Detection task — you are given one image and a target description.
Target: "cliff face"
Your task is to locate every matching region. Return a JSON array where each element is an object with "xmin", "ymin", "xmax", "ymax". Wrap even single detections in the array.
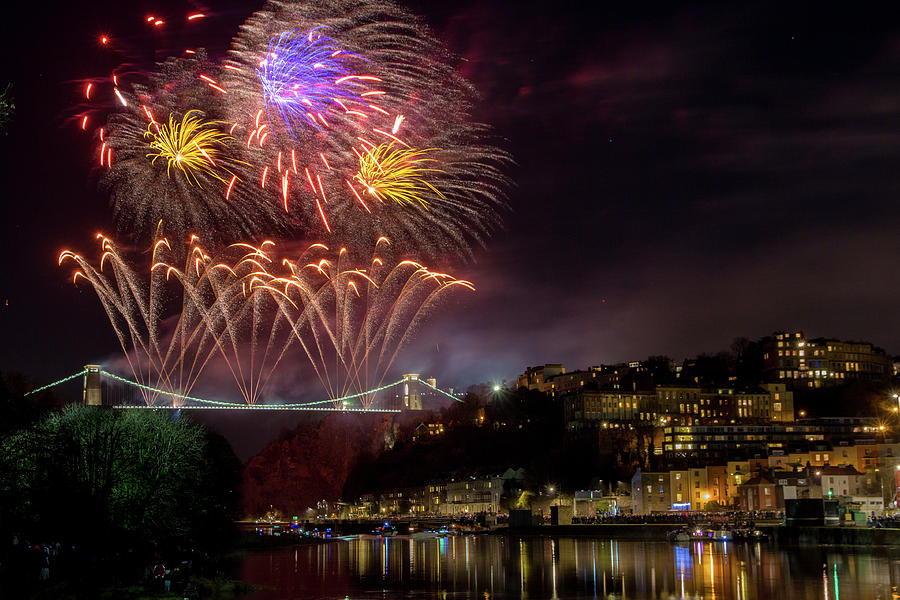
[{"xmin": 241, "ymin": 413, "xmax": 394, "ymax": 515}]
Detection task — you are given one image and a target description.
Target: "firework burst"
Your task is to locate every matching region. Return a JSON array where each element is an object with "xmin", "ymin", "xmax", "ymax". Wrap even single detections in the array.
[
  {"xmin": 353, "ymin": 143, "xmax": 444, "ymax": 208},
  {"xmin": 64, "ymin": 1, "xmax": 502, "ymax": 407},
  {"xmin": 258, "ymin": 27, "xmax": 368, "ymax": 138},
  {"xmin": 77, "ymin": 1, "xmax": 511, "ymax": 258},
  {"xmin": 264, "ymin": 237, "xmax": 475, "ymax": 407},
  {"xmin": 220, "ymin": 0, "xmax": 511, "ymax": 258},
  {"xmin": 145, "ymin": 110, "xmax": 243, "ymax": 186},
  {"xmin": 59, "ymin": 231, "xmax": 473, "ymax": 407},
  {"xmin": 97, "ymin": 53, "xmax": 294, "ymax": 246}
]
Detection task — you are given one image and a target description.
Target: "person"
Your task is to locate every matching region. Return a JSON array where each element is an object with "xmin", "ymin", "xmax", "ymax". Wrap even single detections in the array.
[
  {"xmin": 153, "ymin": 561, "xmax": 166, "ymax": 590},
  {"xmin": 39, "ymin": 545, "xmax": 50, "ymax": 581}
]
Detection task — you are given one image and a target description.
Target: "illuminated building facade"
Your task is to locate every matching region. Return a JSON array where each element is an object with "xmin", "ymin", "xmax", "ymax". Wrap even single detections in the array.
[
  {"xmin": 662, "ymin": 417, "xmax": 884, "ymax": 462},
  {"xmin": 564, "ymin": 390, "xmax": 651, "ymax": 424},
  {"xmin": 631, "ymin": 469, "xmax": 673, "ymax": 513},
  {"xmin": 564, "ymin": 384, "xmax": 793, "ymax": 429},
  {"xmin": 763, "ymin": 331, "xmax": 892, "ymax": 387},
  {"xmin": 441, "ymin": 475, "xmax": 504, "ymax": 516},
  {"xmin": 515, "ymin": 364, "xmax": 565, "ymax": 393}
]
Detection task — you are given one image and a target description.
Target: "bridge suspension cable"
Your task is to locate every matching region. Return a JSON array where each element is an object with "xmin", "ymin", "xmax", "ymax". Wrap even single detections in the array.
[
  {"xmin": 23, "ymin": 369, "xmax": 88, "ymax": 396},
  {"xmin": 101, "ymin": 369, "xmax": 407, "ymax": 409},
  {"xmin": 24, "ymin": 367, "xmax": 463, "ymax": 410}
]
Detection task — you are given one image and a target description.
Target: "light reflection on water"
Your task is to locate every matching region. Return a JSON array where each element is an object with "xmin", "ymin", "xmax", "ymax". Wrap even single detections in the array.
[{"xmin": 239, "ymin": 535, "xmax": 900, "ymax": 599}]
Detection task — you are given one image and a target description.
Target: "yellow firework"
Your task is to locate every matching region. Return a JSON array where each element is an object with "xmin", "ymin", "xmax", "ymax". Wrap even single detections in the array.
[
  {"xmin": 145, "ymin": 110, "xmax": 239, "ymax": 186},
  {"xmin": 354, "ymin": 143, "xmax": 444, "ymax": 208}
]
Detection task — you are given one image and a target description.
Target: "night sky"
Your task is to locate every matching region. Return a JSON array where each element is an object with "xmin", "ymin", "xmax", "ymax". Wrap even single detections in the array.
[{"xmin": 3, "ymin": 0, "xmax": 900, "ymax": 398}]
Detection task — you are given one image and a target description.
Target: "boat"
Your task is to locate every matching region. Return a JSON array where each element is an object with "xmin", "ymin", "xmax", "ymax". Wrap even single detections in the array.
[
  {"xmin": 667, "ymin": 529, "xmax": 690, "ymax": 543},
  {"xmin": 374, "ymin": 522, "xmax": 398, "ymax": 537},
  {"xmin": 689, "ymin": 527, "xmax": 731, "ymax": 542},
  {"xmin": 732, "ymin": 528, "xmax": 769, "ymax": 542}
]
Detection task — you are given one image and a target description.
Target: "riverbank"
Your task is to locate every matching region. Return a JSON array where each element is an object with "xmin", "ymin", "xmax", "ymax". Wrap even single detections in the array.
[
  {"xmin": 497, "ymin": 523, "xmax": 900, "ymax": 546},
  {"xmin": 0, "ymin": 575, "xmax": 256, "ymax": 600}
]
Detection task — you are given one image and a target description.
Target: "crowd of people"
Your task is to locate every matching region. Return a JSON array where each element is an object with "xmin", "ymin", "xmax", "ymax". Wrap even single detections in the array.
[
  {"xmin": 571, "ymin": 510, "xmax": 782, "ymax": 525},
  {"xmin": 0, "ymin": 535, "xmax": 203, "ymax": 597},
  {"xmin": 868, "ymin": 515, "xmax": 900, "ymax": 528}
]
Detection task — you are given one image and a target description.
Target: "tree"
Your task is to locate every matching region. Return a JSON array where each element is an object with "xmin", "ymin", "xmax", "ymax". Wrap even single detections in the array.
[
  {"xmin": 0, "ymin": 406, "xmax": 237, "ymax": 553},
  {"xmin": 732, "ymin": 337, "xmax": 764, "ymax": 387}
]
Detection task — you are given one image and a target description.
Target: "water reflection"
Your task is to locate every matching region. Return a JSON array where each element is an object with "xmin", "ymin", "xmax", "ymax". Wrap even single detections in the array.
[{"xmin": 239, "ymin": 535, "xmax": 900, "ymax": 599}]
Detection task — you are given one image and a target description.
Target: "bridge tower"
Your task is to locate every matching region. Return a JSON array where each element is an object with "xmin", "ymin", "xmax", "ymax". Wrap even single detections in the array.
[
  {"xmin": 83, "ymin": 364, "xmax": 102, "ymax": 406},
  {"xmin": 400, "ymin": 374, "xmax": 423, "ymax": 410}
]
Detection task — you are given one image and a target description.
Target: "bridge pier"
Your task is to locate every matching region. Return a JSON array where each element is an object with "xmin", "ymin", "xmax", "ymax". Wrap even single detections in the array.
[{"xmin": 83, "ymin": 364, "xmax": 102, "ymax": 405}]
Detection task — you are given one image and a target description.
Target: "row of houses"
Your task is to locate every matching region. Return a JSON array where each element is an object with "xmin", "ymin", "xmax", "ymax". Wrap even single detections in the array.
[
  {"xmin": 347, "ymin": 468, "xmax": 525, "ymax": 518},
  {"xmin": 632, "ymin": 459, "xmax": 892, "ymax": 515}
]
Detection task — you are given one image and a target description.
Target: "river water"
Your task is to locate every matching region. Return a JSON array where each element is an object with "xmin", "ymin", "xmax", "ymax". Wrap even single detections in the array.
[{"xmin": 238, "ymin": 534, "xmax": 900, "ymax": 599}]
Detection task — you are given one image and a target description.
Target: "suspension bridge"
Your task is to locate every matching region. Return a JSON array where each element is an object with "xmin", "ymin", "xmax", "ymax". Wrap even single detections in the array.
[{"xmin": 24, "ymin": 365, "xmax": 462, "ymax": 413}]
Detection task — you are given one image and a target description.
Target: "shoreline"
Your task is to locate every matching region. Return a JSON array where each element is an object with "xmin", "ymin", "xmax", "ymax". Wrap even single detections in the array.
[{"xmin": 496, "ymin": 523, "xmax": 900, "ymax": 546}]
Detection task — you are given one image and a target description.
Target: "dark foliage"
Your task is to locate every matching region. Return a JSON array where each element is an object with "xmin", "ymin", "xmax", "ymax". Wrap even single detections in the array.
[
  {"xmin": 242, "ymin": 413, "xmax": 394, "ymax": 516},
  {"xmin": 342, "ymin": 388, "xmax": 621, "ymax": 500},
  {"xmin": 0, "ymin": 406, "xmax": 242, "ymax": 554}
]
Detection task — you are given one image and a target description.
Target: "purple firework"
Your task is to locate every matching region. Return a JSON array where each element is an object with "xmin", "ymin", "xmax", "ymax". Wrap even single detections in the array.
[{"xmin": 257, "ymin": 27, "xmax": 369, "ymax": 139}]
